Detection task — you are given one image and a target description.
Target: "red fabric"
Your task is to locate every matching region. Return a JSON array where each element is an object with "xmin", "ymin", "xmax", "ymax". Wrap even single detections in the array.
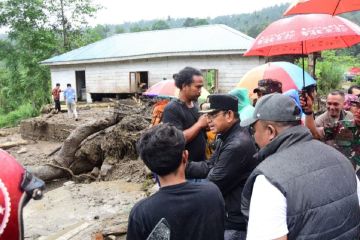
[
  {"xmin": 144, "ymin": 80, "xmax": 177, "ymax": 97},
  {"xmin": 151, "ymin": 100, "xmax": 170, "ymax": 125},
  {"xmin": 0, "ymin": 150, "xmax": 25, "ymax": 240},
  {"xmin": 284, "ymin": 0, "xmax": 360, "ymax": 16},
  {"xmin": 244, "ymin": 14, "xmax": 360, "ymax": 56},
  {"xmin": 263, "ymin": 64, "xmax": 298, "ymax": 91},
  {"xmin": 52, "ymin": 88, "xmax": 61, "ymax": 100}
]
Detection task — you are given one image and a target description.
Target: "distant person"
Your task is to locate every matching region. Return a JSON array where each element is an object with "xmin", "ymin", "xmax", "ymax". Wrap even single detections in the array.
[
  {"xmin": 240, "ymin": 94, "xmax": 360, "ymax": 240},
  {"xmin": 127, "ymin": 124, "xmax": 225, "ymax": 240},
  {"xmin": 348, "ymin": 85, "xmax": 360, "ymax": 96},
  {"xmin": 64, "ymin": 83, "xmax": 78, "ymax": 121},
  {"xmin": 0, "ymin": 150, "xmax": 45, "ymax": 240},
  {"xmin": 186, "ymin": 94, "xmax": 258, "ymax": 240},
  {"xmin": 252, "ymin": 79, "xmax": 282, "ymax": 106},
  {"xmin": 51, "ymin": 83, "xmax": 61, "ymax": 113},
  {"xmin": 162, "ymin": 67, "xmax": 208, "ymax": 163}
]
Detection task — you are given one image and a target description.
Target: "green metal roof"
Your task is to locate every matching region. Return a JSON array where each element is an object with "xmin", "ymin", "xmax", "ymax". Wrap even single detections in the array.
[{"xmin": 42, "ymin": 24, "xmax": 254, "ymax": 65}]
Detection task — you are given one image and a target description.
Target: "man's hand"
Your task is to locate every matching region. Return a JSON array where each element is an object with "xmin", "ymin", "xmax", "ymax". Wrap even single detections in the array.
[
  {"xmin": 300, "ymin": 92, "xmax": 313, "ymax": 114},
  {"xmin": 197, "ymin": 114, "xmax": 208, "ymax": 128}
]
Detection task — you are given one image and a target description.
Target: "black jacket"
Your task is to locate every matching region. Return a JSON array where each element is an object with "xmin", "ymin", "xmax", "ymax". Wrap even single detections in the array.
[
  {"xmin": 186, "ymin": 121, "xmax": 259, "ymax": 231},
  {"xmin": 242, "ymin": 126, "xmax": 360, "ymax": 239}
]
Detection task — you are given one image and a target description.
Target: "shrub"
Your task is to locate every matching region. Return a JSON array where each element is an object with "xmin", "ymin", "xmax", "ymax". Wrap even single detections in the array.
[
  {"xmin": 0, "ymin": 103, "xmax": 38, "ymax": 128},
  {"xmin": 317, "ymin": 61, "xmax": 343, "ymax": 95}
]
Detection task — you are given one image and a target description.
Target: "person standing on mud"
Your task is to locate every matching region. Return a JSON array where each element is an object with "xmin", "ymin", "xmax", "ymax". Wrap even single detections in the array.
[
  {"xmin": 240, "ymin": 94, "xmax": 360, "ymax": 239},
  {"xmin": 127, "ymin": 124, "xmax": 225, "ymax": 240},
  {"xmin": 186, "ymin": 94, "xmax": 259, "ymax": 240},
  {"xmin": 64, "ymin": 83, "xmax": 78, "ymax": 121},
  {"xmin": 52, "ymin": 83, "xmax": 61, "ymax": 113},
  {"xmin": 162, "ymin": 67, "xmax": 208, "ymax": 163}
]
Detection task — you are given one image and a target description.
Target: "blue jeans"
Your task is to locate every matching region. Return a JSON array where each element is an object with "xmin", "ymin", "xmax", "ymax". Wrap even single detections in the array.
[{"xmin": 224, "ymin": 230, "xmax": 246, "ymax": 240}]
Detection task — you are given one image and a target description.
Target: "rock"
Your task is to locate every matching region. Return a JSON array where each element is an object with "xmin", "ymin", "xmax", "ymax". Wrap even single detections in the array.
[
  {"xmin": 106, "ymin": 235, "xmax": 116, "ymax": 240},
  {"xmin": 100, "ymin": 164, "xmax": 113, "ymax": 177},
  {"xmin": 125, "ymin": 177, "xmax": 131, "ymax": 183},
  {"xmin": 91, "ymin": 167, "xmax": 100, "ymax": 177},
  {"xmin": 63, "ymin": 181, "xmax": 75, "ymax": 187},
  {"xmin": 17, "ymin": 147, "xmax": 27, "ymax": 154}
]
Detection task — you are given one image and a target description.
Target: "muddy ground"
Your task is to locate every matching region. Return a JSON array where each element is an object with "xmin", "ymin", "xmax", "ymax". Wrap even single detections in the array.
[{"xmin": 0, "ymin": 99, "xmax": 157, "ymax": 239}]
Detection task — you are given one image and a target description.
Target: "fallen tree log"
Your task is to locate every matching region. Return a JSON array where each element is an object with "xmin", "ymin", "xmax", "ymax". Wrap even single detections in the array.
[
  {"xmin": 0, "ymin": 140, "xmax": 28, "ymax": 149},
  {"xmin": 30, "ymin": 117, "xmax": 119, "ymax": 181}
]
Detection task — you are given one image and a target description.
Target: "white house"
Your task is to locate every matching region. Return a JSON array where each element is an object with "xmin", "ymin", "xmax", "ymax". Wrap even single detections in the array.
[{"xmin": 42, "ymin": 24, "xmax": 264, "ymax": 102}]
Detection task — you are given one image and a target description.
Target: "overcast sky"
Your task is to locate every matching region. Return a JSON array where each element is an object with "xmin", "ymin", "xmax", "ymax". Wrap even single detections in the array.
[
  {"xmin": 0, "ymin": 0, "xmax": 291, "ymax": 33},
  {"xmin": 92, "ymin": 0, "xmax": 291, "ymax": 25}
]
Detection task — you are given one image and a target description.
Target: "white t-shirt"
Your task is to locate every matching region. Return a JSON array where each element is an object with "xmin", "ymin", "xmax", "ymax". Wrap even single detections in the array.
[{"xmin": 246, "ymin": 175, "xmax": 360, "ymax": 240}]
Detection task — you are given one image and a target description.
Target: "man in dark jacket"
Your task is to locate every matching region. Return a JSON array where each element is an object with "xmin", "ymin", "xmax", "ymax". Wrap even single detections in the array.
[
  {"xmin": 240, "ymin": 94, "xmax": 360, "ymax": 240},
  {"xmin": 186, "ymin": 94, "xmax": 259, "ymax": 240}
]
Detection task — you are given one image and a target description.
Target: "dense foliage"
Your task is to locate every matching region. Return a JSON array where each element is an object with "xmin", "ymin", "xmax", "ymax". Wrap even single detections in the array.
[{"xmin": 0, "ymin": 0, "xmax": 99, "ymax": 126}]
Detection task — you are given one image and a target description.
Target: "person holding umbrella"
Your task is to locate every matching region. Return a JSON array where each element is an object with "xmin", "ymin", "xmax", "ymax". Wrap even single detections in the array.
[{"xmin": 300, "ymin": 92, "xmax": 359, "ymax": 168}]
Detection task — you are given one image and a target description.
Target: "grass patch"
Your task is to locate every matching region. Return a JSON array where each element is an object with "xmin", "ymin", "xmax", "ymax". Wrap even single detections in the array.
[{"xmin": 0, "ymin": 103, "xmax": 38, "ymax": 128}]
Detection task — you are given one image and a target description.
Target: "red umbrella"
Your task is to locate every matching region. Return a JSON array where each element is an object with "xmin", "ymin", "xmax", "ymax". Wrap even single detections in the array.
[
  {"xmin": 244, "ymin": 14, "xmax": 360, "ymax": 57},
  {"xmin": 284, "ymin": 0, "xmax": 360, "ymax": 16}
]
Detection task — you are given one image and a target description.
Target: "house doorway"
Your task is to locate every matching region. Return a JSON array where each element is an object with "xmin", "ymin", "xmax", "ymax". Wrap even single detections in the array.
[
  {"xmin": 129, "ymin": 71, "xmax": 148, "ymax": 93},
  {"xmin": 75, "ymin": 71, "xmax": 86, "ymax": 101}
]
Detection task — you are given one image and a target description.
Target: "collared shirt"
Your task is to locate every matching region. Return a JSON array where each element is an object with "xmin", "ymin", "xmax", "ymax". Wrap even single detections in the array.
[
  {"xmin": 64, "ymin": 87, "xmax": 76, "ymax": 103},
  {"xmin": 52, "ymin": 88, "xmax": 61, "ymax": 100},
  {"xmin": 315, "ymin": 110, "xmax": 353, "ymax": 128}
]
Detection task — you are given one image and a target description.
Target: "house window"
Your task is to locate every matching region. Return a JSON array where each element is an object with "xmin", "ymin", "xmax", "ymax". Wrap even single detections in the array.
[{"xmin": 201, "ymin": 69, "xmax": 218, "ymax": 93}]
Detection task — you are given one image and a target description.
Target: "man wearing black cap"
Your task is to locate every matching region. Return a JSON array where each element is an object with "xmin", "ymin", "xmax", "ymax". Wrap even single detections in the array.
[
  {"xmin": 186, "ymin": 94, "xmax": 259, "ymax": 240},
  {"xmin": 240, "ymin": 94, "xmax": 360, "ymax": 240},
  {"xmin": 253, "ymin": 79, "xmax": 282, "ymax": 106}
]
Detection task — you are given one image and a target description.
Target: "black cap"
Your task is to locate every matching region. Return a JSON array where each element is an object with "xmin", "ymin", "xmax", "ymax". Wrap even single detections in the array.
[
  {"xmin": 253, "ymin": 79, "xmax": 282, "ymax": 95},
  {"xmin": 200, "ymin": 94, "xmax": 238, "ymax": 113},
  {"xmin": 240, "ymin": 93, "xmax": 301, "ymax": 127}
]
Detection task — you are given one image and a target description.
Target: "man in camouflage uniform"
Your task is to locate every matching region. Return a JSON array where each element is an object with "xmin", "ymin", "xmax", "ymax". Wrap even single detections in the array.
[{"xmin": 301, "ymin": 94, "xmax": 359, "ymax": 167}]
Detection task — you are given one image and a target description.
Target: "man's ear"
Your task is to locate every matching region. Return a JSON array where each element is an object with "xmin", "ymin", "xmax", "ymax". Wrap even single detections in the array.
[
  {"xmin": 227, "ymin": 111, "xmax": 235, "ymax": 122},
  {"xmin": 182, "ymin": 150, "xmax": 189, "ymax": 165},
  {"xmin": 268, "ymin": 124, "xmax": 277, "ymax": 141}
]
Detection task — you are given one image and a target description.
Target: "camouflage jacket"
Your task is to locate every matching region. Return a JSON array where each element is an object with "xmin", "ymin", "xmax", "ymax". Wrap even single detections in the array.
[{"xmin": 324, "ymin": 120, "xmax": 360, "ymax": 165}]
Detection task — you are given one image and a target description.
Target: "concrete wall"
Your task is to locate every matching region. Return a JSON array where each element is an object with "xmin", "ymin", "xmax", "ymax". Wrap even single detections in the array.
[{"xmin": 50, "ymin": 55, "xmax": 264, "ymax": 102}]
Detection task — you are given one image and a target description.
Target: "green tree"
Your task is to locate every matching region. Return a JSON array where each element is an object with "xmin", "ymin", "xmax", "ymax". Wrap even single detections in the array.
[
  {"xmin": 129, "ymin": 24, "xmax": 149, "ymax": 32},
  {"xmin": 46, "ymin": 0, "xmax": 100, "ymax": 51},
  {"xmin": 151, "ymin": 20, "xmax": 170, "ymax": 30},
  {"xmin": 0, "ymin": 0, "xmax": 57, "ymax": 113},
  {"xmin": 115, "ymin": 25, "xmax": 125, "ymax": 34},
  {"xmin": 183, "ymin": 18, "xmax": 209, "ymax": 27},
  {"xmin": 0, "ymin": 0, "xmax": 100, "ymax": 126}
]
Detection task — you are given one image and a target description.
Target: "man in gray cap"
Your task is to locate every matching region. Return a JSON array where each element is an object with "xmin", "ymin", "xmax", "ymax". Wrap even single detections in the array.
[
  {"xmin": 240, "ymin": 93, "xmax": 360, "ymax": 240},
  {"xmin": 186, "ymin": 94, "xmax": 259, "ymax": 240}
]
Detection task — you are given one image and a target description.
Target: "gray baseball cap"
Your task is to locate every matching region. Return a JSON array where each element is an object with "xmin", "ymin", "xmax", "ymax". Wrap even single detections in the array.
[{"xmin": 240, "ymin": 93, "xmax": 301, "ymax": 127}]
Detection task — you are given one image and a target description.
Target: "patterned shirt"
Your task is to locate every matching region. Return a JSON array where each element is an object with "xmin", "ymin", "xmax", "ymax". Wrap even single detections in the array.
[{"xmin": 323, "ymin": 120, "xmax": 360, "ymax": 165}]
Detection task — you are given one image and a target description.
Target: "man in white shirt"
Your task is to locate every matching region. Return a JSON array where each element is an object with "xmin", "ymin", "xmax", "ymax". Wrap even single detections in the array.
[{"xmin": 240, "ymin": 94, "xmax": 360, "ymax": 240}]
